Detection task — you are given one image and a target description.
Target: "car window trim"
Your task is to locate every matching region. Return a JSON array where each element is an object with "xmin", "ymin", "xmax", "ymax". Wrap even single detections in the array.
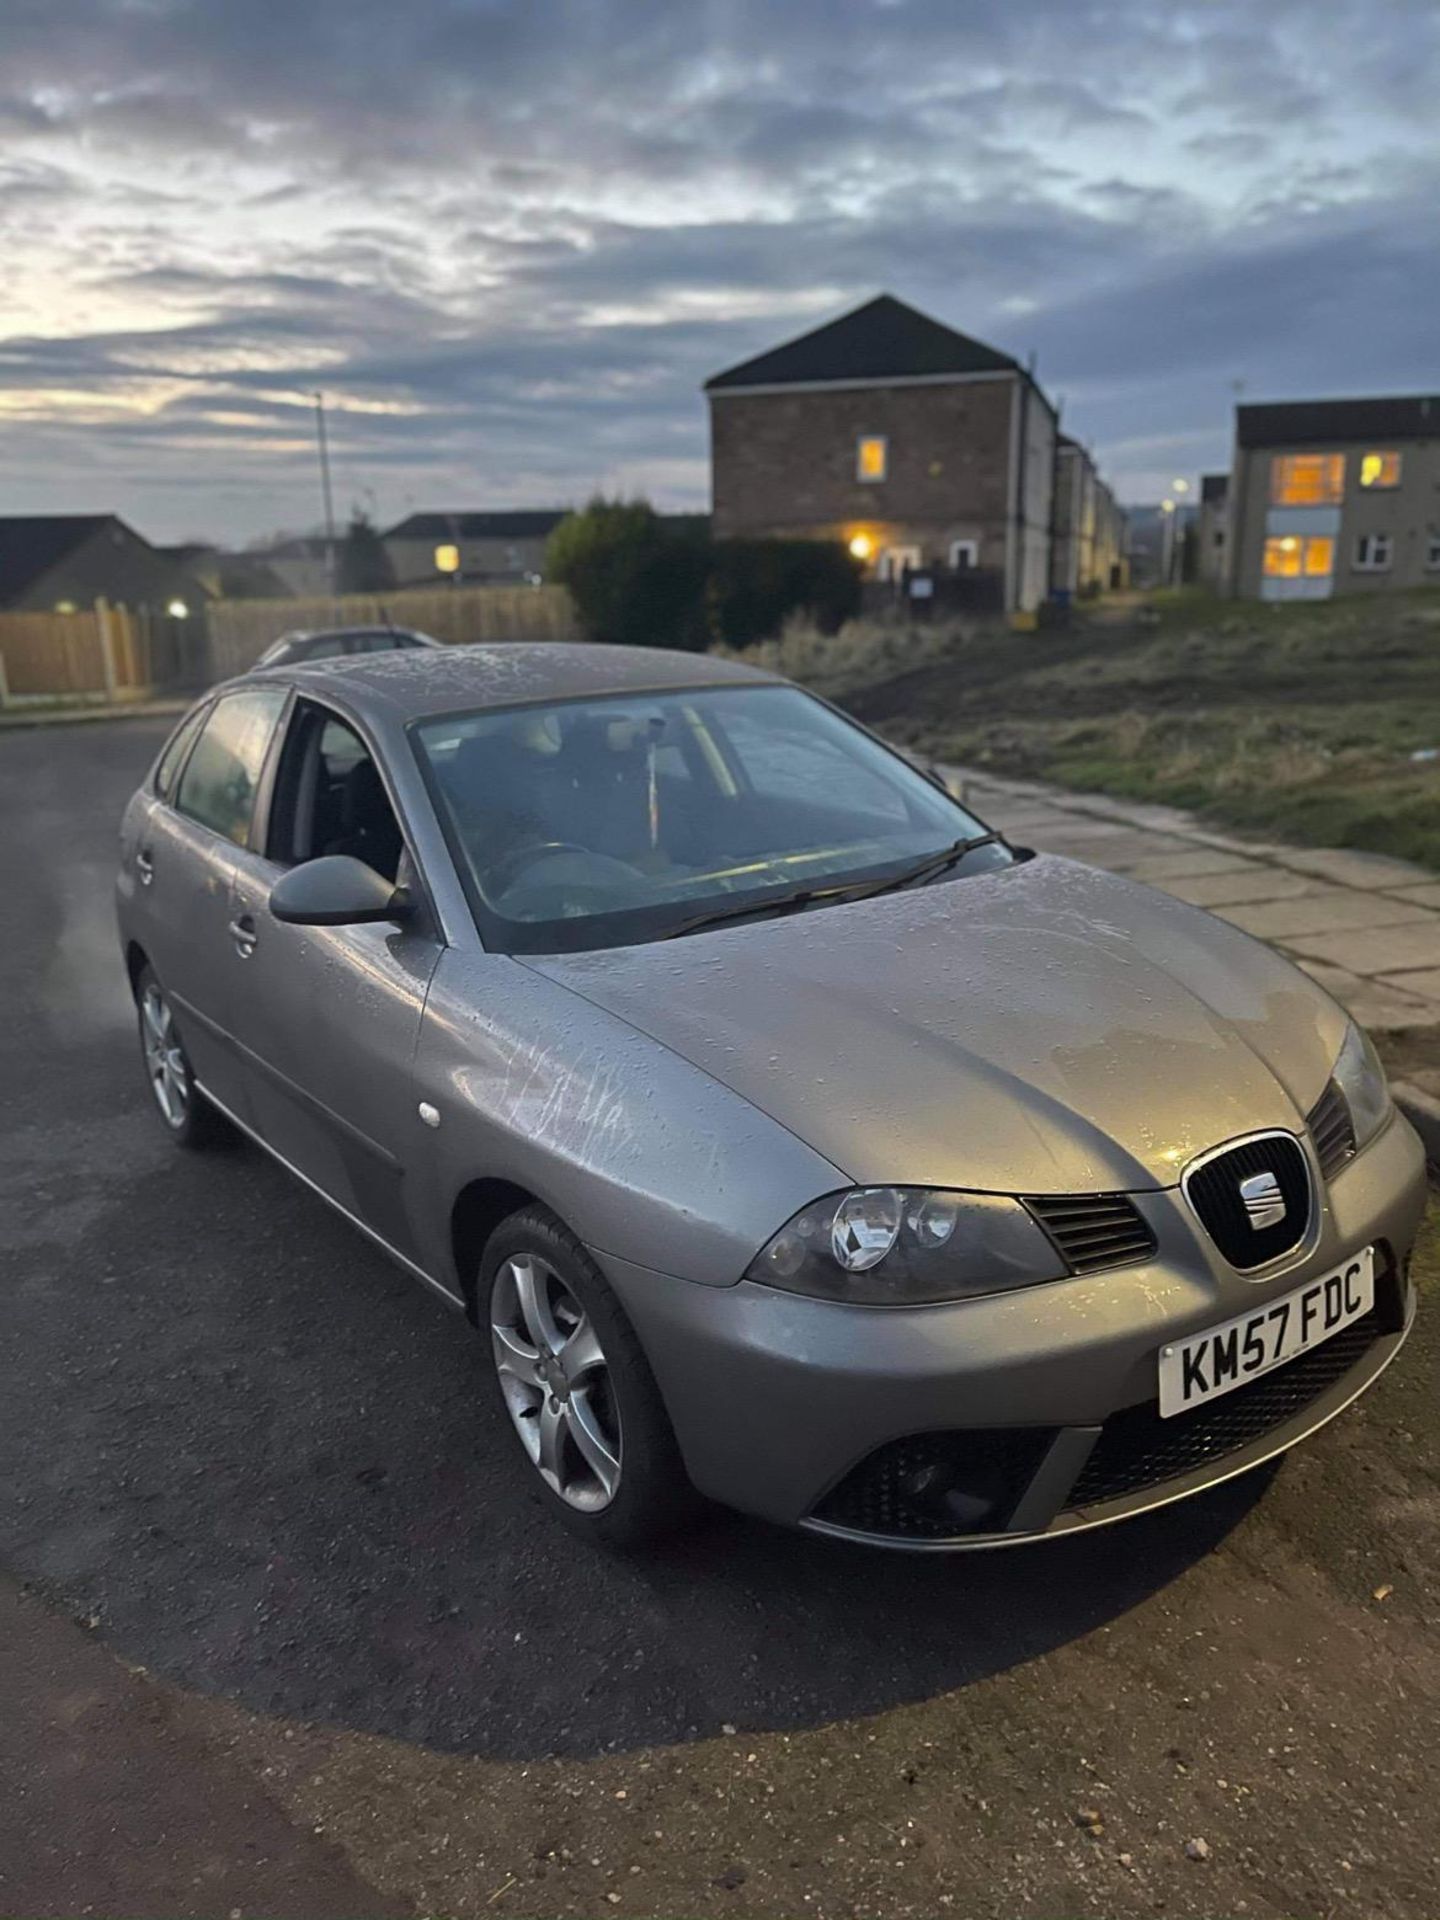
[{"xmin": 263, "ymin": 688, "xmax": 445, "ymax": 940}]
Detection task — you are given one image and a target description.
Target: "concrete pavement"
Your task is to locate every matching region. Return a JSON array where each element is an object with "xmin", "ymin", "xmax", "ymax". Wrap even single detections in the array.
[{"xmin": 946, "ymin": 765, "xmax": 1440, "ymax": 1034}]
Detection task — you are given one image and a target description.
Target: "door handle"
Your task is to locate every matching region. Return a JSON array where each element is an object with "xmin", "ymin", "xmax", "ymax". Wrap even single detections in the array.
[
  {"xmin": 228, "ymin": 915, "xmax": 258, "ymax": 958},
  {"xmin": 135, "ymin": 848, "xmax": 154, "ymax": 886}
]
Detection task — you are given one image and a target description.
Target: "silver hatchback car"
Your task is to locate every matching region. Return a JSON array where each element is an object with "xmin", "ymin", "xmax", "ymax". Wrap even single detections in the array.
[{"xmin": 116, "ymin": 644, "xmax": 1425, "ymax": 1550}]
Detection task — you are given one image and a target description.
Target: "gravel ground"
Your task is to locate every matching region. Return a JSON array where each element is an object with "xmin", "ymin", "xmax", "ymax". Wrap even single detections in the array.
[{"xmin": 2, "ymin": 715, "xmax": 1438, "ymax": 1919}]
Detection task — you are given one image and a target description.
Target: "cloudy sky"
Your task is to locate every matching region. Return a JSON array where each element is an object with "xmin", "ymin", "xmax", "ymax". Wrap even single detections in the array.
[{"xmin": 2, "ymin": 0, "xmax": 1437, "ymax": 543}]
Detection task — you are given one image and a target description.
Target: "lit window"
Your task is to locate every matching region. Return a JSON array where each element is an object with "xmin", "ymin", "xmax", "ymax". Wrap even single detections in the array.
[
  {"xmin": 1354, "ymin": 532, "xmax": 1393, "ymax": 571},
  {"xmin": 1270, "ymin": 453, "xmax": 1345, "ymax": 506},
  {"xmin": 434, "ymin": 542, "xmax": 461, "ymax": 574},
  {"xmin": 1264, "ymin": 536, "xmax": 1302, "ymax": 578},
  {"xmin": 1303, "ymin": 536, "xmax": 1334, "ymax": 578},
  {"xmin": 1359, "ymin": 450, "xmax": 1401, "ymax": 489},
  {"xmin": 856, "ymin": 435, "xmax": 887, "ymax": 483}
]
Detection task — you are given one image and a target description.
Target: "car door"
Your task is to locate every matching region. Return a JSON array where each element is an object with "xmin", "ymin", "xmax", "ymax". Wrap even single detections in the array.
[
  {"xmin": 136, "ymin": 684, "xmax": 289, "ymax": 1124},
  {"xmin": 221, "ymin": 696, "xmax": 444, "ymax": 1262}
]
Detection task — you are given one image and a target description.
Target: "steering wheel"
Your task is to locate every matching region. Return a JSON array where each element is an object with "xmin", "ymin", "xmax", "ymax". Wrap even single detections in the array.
[{"xmin": 484, "ymin": 839, "xmax": 638, "ymax": 899}]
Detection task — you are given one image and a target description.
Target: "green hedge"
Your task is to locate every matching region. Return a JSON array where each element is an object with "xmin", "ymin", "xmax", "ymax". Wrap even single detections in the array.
[{"xmin": 545, "ymin": 499, "xmax": 862, "ymax": 650}]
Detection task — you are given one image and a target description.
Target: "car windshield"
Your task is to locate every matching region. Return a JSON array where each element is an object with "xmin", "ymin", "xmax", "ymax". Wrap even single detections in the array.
[{"xmin": 413, "ymin": 683, "xmax": 1010, "ymax": 952}]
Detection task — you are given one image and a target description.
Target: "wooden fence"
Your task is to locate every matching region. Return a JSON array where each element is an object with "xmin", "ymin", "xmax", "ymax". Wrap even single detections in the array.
[
  {"xmin": 0, "ymin": 585, "xmax": 580, "ymax": 704},
  {"xmin": 206, "ymin": 585, "xmax": 579, "ymax": 679},
  {"xmin": 0, "ymin": 602, "xmax": 210, "ymax": 703}
]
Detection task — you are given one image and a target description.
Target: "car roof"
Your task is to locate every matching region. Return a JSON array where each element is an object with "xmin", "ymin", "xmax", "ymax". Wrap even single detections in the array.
[{"xmin": 246, "ymin": 641, "xmax": 781, "ymax": 721}]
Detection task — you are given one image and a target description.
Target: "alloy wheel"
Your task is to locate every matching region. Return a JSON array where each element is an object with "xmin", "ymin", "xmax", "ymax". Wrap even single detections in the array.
[
  {"xmin": 490, "ymin": 1253, "xmax": 622, "ymax": 1511},
  {"xmin": 141, "ymin": 982, "xmax": 189, "ymax": 1129}
]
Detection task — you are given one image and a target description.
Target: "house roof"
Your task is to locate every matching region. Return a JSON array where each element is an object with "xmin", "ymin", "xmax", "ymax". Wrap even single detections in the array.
[
  {"xmin": 1201, "ymin": 472, "xmax": 1229, "ymax": 502},
  {"xmin": 0, "ymin": 514, "xmax": 118, "ymax": 603},
  {"xmin": 385, "ymin": 510, "xmax": 568, "ymax": 542},
  {"xmin": 1237, "ymin": 394, "xmax": 1440, "ymax": 449},
  {"xmin": 705, "ymin": 294, "xmax": 1020, "ymax": 392}
]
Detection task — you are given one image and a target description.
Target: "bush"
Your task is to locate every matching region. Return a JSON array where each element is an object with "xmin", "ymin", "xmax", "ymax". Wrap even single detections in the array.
[
  {"xmin": 547, "ymin": 498, "xmax": 864, "ymax": 651},
  {"xmin": 706, "ymin": 539, "xmax": 862, "ymax": 647},
  {"xmin": 545, "ymin": 499, "xmax": 709, "ymax": 651}
]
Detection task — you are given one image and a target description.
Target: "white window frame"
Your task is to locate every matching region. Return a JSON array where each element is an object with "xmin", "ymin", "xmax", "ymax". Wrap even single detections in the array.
[
  {"xmin": 948, "ymin": 539, "xmax": 980, "ymax": 571},
  {"xmin": 1353, "ymin": 532, "xmax": 1393, "ymax": 572},
  {"xmin": 856, "ymin": 434, "xmax": 888, "ymax": 484},
  {"xmin": 877, "ymin": 545, "xmax": 922, "ymax": 582}
]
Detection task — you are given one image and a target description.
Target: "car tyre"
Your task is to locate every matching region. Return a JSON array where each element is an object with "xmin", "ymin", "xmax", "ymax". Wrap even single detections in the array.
[
  {"xmin": 482, "ymin": 1204, "xmax": 699, "ymax": 1548},
  {"xmin": 134, "ymin": 963, "xmax": 234, "ymax": 1149}
]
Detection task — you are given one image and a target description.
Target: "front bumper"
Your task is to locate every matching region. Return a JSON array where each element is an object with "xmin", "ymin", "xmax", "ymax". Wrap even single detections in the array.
[{"xmin": 595, "ymin": 1110, "xmax": 1426, "ymax": 1547}]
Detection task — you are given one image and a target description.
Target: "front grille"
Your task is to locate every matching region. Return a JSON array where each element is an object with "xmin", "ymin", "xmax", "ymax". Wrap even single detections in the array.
[
  {"xmin": 1308, "ymin": 1079, "xmax": 1357, "ymax": 1183},
  {"xmin": 1068, "ymin": 1310, "xmax": 1380, "ymax": 1507},
  {"xmin": 812, "ymin": 1428, "xmax": 1053, "ymax": 1540},
  {"xmin": 1023, "ymin": 1193, "xmax": 1156, "ymax": 1274},
  {"xmin": 1184, "ymin": 1133, "xmax": 1311, "ymax": 1270}
]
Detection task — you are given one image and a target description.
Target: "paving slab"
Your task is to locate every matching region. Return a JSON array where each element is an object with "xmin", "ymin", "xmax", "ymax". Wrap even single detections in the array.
[
  {"xmin": 1121, "ymin": 849, "xmax": 1258, "ymax": 882},
  {"xmin": 1158, "ymin": 867, "xmax": 1326, "ymax": 908},
  {"xmin": 1284, "ymin": 921, "xmax": 1440, "ymax": 977},
  {"xmin": 1293, "ymin": 961, "xmax": 1440, "ymax": 1029},
  {"xmin": 1382, "ymin": 967, "xmax": 1440, "ymax": 1000},
  {"xmin": 1217, "ymin": 890, "xmax": 1437, "ymax": 941},
  {"xmin": 1269, "ymin": 846, "xmax": 1436, "ymax": 892},
  {"xmin": 1388, "ymin": 882, "xmax": 1440, "ymax": 909}
]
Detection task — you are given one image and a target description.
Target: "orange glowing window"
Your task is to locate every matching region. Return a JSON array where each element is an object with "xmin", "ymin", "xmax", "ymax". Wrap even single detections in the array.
[
  {"xmin": 1359, "ymin": 450, "xmax": 1401, "ymax": 489},
  {"xmin": 434, "ymin": 542, "xmax": 461, "ymax": 574},
  {"xmin": 1303, "ymin": 535, "xmax": 1335, "ymax": 577},
  {"xmin": 856, "ymin": 435, "xmax": 888, "ymax": 482},
  {"xmin": 1264, "ymin": 536, "xmax": 1303, "ymax": 578},
  {"xmin": 1270, "ymin": 453, "xmax": 1345, "ymax": 505}
]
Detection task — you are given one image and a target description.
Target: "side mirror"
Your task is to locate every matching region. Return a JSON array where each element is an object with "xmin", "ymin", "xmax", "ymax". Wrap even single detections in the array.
[{"xmin": 269, "ymin": 855, "xmax": 409, "ymax": 927}]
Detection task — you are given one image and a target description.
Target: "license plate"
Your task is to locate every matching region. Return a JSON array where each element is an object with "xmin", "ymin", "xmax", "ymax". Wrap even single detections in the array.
[{"xmin": 1159, "ymin": 1247, "xmax": 1375, "ymax": 1418}]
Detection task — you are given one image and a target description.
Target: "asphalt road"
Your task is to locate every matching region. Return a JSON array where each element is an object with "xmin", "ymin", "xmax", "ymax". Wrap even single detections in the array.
[{"xmin": 3, "ymin": 714, "xmax": 1439, "ymax": 1919}]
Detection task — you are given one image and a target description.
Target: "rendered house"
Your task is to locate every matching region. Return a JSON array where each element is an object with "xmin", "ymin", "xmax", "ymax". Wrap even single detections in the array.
[{"xmin": 1228, "ymin": 395, "xmax": 1440, "ymax": 600}]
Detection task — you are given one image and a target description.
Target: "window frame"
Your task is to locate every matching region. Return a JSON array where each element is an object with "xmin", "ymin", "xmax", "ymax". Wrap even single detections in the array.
[
  {"xmin": 170, "ymin": 684, "xmax": 292, "ymax": 851},
  {"xmin": 1425, "ymin": 532, "xmax": 1440, "ymax": 573},
  {"xmin": 1353, "ymin": 531, "xmax": 1394, "ymax": 573},
  {"xmin": 856, "ymin": 434, "xmax": 888, "ymax": 484},
  {"xmin": 262, "ymin": 692, "xmax": 439, "ymax": 930}
]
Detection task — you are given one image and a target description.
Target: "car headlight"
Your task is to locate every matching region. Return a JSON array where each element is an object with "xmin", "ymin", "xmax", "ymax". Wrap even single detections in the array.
[
  {"xmin": 746, "ymin": 1186, "xmax": 1068, "ymax": 1305},
  {"xmin": 1332, "ymin": 1019, "xmax": 1392, "ymax": 1149}
]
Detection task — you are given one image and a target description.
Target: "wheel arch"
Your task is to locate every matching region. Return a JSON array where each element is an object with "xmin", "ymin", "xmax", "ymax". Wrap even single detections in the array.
[
  {"xmin": 124, "ymin": 940, "xmax": 150, "ymax": 999},
  {"xmin": 450, "ymin": 1176, "xmax": 542, "ymax": 1321}
]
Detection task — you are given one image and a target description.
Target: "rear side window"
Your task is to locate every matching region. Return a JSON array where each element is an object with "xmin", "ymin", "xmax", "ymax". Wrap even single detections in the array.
[
  {"xmin": 153, "ymin": 703, "xmax": 210, "ymax": 799},
  {"xmin": 174, "ymin": 687, "xmax": 288, "ymax": 846}
]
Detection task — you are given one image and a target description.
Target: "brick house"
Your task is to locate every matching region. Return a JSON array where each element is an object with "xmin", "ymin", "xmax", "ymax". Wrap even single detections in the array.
[
  {"xmin": 1052, "ymin": 436, "xmax": 1126, "ymax": 599},
  {"xmin": 705, "ymin": 295, "xmax": 1057, "ymax": 613},
  {"xmin": 1228, "ymin": 395, "xmax": 1440, "ymax": 600}
]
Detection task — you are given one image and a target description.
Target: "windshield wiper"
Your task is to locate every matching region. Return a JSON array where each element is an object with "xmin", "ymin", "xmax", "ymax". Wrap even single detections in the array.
[
  {"xmin": 847, "ymin": 830, "xmax": 1003, "ymax": 902},
  {"xmin": 658, "ymin": 833, "xmax": 1003, "ymax": 941}
]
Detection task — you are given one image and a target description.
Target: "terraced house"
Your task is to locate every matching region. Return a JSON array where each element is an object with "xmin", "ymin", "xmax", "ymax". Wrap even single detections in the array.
[
  {"xmin": 706, "ymin": 295, "xmax": 1062, "ymax": 615},
  {"xmin": 1228, "ymin": 395, "xmax": 1440, "ymax": 600}
]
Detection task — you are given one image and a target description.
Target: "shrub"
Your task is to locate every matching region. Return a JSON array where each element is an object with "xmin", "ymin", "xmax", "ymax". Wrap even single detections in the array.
[
  {"xmin": 706, "ymin": 539, "xmax": 862, "ymax": 647},
  {"xmin": 545, "ymin": 499, "xmax": 709, "ymax": 650},
  {"xmin": 547, "ymin": 498, "xmax": 864, "ymax": 651}
]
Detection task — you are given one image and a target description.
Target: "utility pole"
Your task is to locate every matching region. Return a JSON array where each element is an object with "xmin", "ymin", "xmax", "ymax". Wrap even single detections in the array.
[{"xmin": 314, "ymin": 391, "xmax": 338, "ymax": 600}]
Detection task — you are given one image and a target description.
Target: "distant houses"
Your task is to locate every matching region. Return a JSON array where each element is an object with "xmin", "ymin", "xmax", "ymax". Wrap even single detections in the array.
[
  {"xmin": 383, "ymin": 510, "xmax": 567, "ymax": 587},
  {"xmin": 0, "ymin": 514, "xmax": 209, "ymax": 616}
]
